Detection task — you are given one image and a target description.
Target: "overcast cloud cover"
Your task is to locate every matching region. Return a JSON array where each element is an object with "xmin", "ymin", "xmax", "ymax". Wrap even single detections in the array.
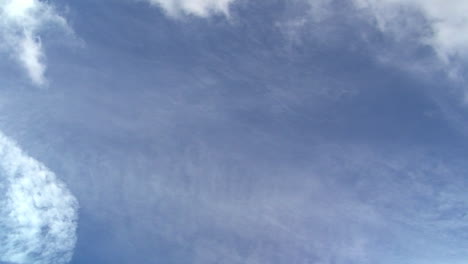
[{"xmin": 2, "ymin": 0, "xmax": 468, "ymax": 263}]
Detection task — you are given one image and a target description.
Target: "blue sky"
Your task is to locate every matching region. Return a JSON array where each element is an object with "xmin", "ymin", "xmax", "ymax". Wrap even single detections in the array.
[{"xmin": 2, "ymin": 0, "xmax": 468, "ymax": 263}]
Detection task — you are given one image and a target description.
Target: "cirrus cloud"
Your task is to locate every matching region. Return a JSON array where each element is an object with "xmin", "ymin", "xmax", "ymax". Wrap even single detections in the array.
[
  {"xmin": 352, "ymin": 0, "xmax": 468, "ymax": 63},
  {"xmin": 0, "ymin": 0, "xmax": 69, "ymax": 86}
]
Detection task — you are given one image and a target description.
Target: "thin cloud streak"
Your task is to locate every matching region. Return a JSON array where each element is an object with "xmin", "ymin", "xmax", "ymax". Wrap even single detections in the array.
[
  {"xmin": 146, "ymin": 0, "xmax": 236, "ymax": 18},
  {"xmin": 0, "ymin": 0, "xmax": 69, "ymax": 86}
]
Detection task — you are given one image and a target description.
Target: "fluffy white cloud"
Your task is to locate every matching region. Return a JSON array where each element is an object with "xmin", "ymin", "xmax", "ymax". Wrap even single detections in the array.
[
  {"xmin": 0, "ymin": 132, "xmax": 78, "ymax": 264},
  {"xmin": 0, "ymin": 0, "xmax": 69, "ymax": 86},
  {"xmin": 147, "ymin": 0, "xmax": 236, "ymax": 18},
  {"xmin": 353, "ymin": 0, "xmax": 468, "ymax": 63}
]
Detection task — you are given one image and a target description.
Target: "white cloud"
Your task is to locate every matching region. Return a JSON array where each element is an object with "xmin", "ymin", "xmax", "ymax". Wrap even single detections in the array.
[
  {"xmin": 352, "ymin": 0, "xmax": 468, "ymax": 63},
  {"xmin": 0, "ymin": 0, "xmax": 69, "ymax": 86},
  {"xmin": 0, "ymin": 132, "xmax": 78, "ymax": 264},
  {"xmin": 147, "ymin": 0, "xmax": 236, "ymax": 18}
]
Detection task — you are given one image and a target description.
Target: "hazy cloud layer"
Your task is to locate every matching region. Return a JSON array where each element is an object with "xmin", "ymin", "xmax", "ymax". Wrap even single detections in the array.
[
  {"xmin": 1, "ymin": 1, "xmax": 468, "ymax": 263},
  {"xmin": 146, "ymin": 0, "xmax": 236, "ymax": 17},
  {"xmin": 0, "ymin": 132, "xmax": 78, "ymax": 264},
  {"xmin": 0, "ymin": 0, "xmax": 69, "ymax": 86}
]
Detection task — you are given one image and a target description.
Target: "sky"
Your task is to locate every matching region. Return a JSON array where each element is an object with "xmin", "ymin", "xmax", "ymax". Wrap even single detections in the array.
[{"xmin": 2, "ymin": 0, "xmax": 468, "ymax": 263}]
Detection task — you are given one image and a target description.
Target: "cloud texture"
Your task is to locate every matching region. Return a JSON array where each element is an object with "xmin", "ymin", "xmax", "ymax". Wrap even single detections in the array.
[
  {"xmin": 147, "ymin": 0, "xmax": 236, "ymax": 17},
  {"xmin": 0, "ymin": 0, "xmax": 68, "ymax": 86},
  {"xmin": 0, "ymin": 132, "xmax": 78, "ymax": 264},
  {"xmin": 353, "ymin": 0, "xmax": 468, "ymax": 62}
]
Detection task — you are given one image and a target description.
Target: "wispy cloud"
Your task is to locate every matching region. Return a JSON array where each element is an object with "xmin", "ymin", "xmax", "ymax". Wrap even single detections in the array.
[
  {"xmin": 0, "ymin": 132, "xmax": 78, "ymax": 264},
  {"xmin": 146, "ymin": 0, "xmax": 236, "ymax": 18},
  {"xmin": 273, "ymin": 0, "xmax": 468, "ymax": 84},
  {"xmin": 0, "ymin": 0, "xmax": 69, "ymax": 86},
  {"xmin": 352, "ymin": 0, "xmax": 468, "ymax": 63}
]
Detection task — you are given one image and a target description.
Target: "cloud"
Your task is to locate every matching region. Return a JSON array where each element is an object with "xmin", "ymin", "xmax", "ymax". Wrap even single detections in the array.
[
  {"xmin": 0, "ymin": 132, "xmax": 78, "ymax": 264},
  {"xmin": 146, "ymin": 0, "xmax": 236, "ymax": 18},
  {"xmin": 0, "ymin": 0, "xmax": 69, "ymax": 86},
  {"xmin": 352, "ymin": 0, "xmax": 468, "ymax": 63}
]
